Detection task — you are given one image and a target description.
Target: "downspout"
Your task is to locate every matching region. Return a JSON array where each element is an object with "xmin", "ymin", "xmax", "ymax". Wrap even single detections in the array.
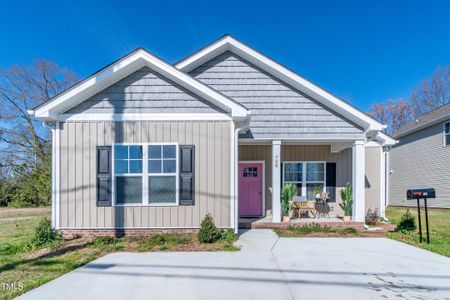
[
  {"xmin": 384, "ymin": 146, "xmax": 391, "ymax": 221},
  {"xmin": 233, "ymin": 123, "xmax": 249, "ymax": 234}
]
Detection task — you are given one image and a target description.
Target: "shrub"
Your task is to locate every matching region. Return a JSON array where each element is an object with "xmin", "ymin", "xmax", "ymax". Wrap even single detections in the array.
[
  {"xmin": 31, "ymin": 218, "xmax": 61, "ymax": 247},
  {"xmin": 365, "ymin": 208, "xmax": 380, "ymax": 225},
  {"xmin": 396, "ymin": 209, "xmax": 416, "ymax": 232},
  {"xmin": 218, "ymin": 228, "xmax": 236, "ymax": 242},
  {"xmin": 288, "ymin": 223, "xmax": 328, "ymax": 234},
  {"xmin": 283, "ymin": 223, "xmax": 359, "ymax": 236},
  {"xmin": 339, "ymin": 182, "xmax": 353, "ymax": 216},
  {"xmin": 281, "ymin": 183, "xmax": 297, "ymax": 217},
  {"xmin": 198, "ymin": 214, "xmax": 220, "ymax": 243}
]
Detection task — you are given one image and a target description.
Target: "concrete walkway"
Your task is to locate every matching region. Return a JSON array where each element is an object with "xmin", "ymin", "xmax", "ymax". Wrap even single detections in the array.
[{"xmin": 18, "ymin": 230, "xmax": 450, "ymax": 300}]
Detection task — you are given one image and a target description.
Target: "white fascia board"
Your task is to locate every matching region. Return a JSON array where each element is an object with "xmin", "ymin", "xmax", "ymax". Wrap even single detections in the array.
[
  {"xmin": 176, "ymin": 36, "xmax": 384, "ymax": 131},
  {"xmin": 34, "ymin": 49, "xmax": 249, "ymax": 121},
  {"xmin": 376, "ymin": 132, "xmax": 398, "ymax": 146},
  {"xmin": 58, "ymin": 113, "xmax": 232, "ymax": 121},
  {"xmin": 34, "ymin": 53, "xmax": 143, "ymax": 118}
]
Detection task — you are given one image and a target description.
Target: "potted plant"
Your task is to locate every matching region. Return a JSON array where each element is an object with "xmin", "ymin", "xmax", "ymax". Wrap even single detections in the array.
[
  {"xmin": 313, "ymin": 185, "xmax": 323, "ymax": 201},
  {"xmin": 281, "ymin": 183, "xmax": 297, "ymax": 222},
  {"xmin": 339, "ymin": 182, "xmax": 353, "ymax": 222}
]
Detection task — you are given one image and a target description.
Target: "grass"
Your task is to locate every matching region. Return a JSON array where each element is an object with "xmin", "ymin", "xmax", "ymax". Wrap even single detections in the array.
[
  {"xmin": 0, "ymin": 207, "xmax": 238, "ymax": 300},
  {"xmin": 386, "ymin": 206, "xmax": 450, "ymax": 257},
  {"xmin": 274, "ymin": 223, "xmax": 360, "ymax": 237}
]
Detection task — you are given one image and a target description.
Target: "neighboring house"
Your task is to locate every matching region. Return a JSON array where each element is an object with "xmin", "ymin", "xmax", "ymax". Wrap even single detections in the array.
[
  {"xmin": 28, "ymin": 35, "xmax": 395, "ymax": 235},
  {"xmin": 389, "ymin": 103, "xmax": 450, "ymax": 208}
]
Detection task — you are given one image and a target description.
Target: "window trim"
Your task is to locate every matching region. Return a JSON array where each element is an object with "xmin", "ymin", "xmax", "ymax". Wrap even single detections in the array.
[
  {"xmin": 444, "ymin": 121, "xmax": 450, "ymax": 147},
  {"xmin": 282, "ymin": 161, "xmax": 327, "ymax": 200},
  {"xmin": 112, "ymin": 142, "xmax": 179, "ymax": 207}
]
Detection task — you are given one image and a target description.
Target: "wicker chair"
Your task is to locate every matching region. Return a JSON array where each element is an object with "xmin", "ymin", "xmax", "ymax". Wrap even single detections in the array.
[{"xmin": 292, "ymin": 200, "xmax": 317, "ymax": 219}]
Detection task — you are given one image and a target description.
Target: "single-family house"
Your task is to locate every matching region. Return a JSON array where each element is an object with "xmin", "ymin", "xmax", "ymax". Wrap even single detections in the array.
[
  {"xmin": 389, "ymin": 103, "xmax": 450, "ymax": 208},
  {"xmin": 28, "ymin": 35, "xmax": 396, "ymax": 235}
]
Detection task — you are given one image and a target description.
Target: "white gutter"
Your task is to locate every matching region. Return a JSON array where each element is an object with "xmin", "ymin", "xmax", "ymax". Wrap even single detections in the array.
[{"xmin": 233, "ymin": 123, "xmax": 249, "ymax": 233}]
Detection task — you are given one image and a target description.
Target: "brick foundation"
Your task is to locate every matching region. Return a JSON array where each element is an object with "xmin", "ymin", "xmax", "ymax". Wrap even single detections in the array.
[
  {"xmin": 251, "ymin": 221, "xmax": 365, "ymax": 230},
  {"xmin": 60, "ymin": 228, "xmax": 199, "ymax": 240}
]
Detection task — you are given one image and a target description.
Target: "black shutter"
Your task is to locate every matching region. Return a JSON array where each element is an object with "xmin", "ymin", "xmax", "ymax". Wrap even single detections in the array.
[
  {"xmin": 179, "ymin": 145, "xmax": 195, "ymax": 205},
  {"xmin": 326, "ymin": 162, "xmax": 336, "ymax": 202},
  {"xmin": 97, "ymin": 146, "xmax": 112, "ymax": 206}
]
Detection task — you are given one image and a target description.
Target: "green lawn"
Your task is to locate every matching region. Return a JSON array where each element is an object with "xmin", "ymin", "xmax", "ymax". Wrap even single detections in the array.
[
  {"xmin": 386, "ymin": 206, "xmax": 450, "ymax": 257},
  {"xmin": 0, "ymin": 208, "xmax": 238, "ymax": 300}
]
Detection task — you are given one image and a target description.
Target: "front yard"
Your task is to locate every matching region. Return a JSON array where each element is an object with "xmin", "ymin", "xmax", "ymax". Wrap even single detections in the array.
[
  {"xmin": 0, "ymin": 208, "xmax": 237, "ymax": 300},
  {"xmin": 385, "ymin": 206, "xmax": 450, "ymax": 257},
  {"xmin": 2, "ymin": 206, "xmax": 449, "ymax": 299}
]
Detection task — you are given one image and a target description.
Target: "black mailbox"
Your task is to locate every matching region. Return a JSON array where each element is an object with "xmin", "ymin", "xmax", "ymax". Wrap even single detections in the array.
[
  {"xmin": 406, "ymin": 188, "xmax": 436, "ymax": 244},
  {"xmin": 406, "ymin": 188, "xmax": 436, "ymax": 200}
]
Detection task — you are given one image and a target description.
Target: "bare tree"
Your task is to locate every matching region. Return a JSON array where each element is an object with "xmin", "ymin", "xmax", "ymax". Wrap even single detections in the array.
[
  {"xmin": 370, "ymin": 66, "xmax": 450, "ymax": 134},
  {"xmin": 0, "ymin": 60, "xmax": 78, "ymax": 168},
  {"xmin": 410, "ymin": 66, "xmax": 450, "ymax": 116},
  {"xmin": 369, "ymin": 98, "xmax": 413, "ymax": 135}
]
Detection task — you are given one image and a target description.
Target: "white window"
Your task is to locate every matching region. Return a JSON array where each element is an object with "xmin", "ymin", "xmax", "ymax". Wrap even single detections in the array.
[
  {"xmin": 444, "ymin": 121, "xmax": 450, "ymax": 146},
  {"xmin": 283, "ymin": 162, "xmax": 303, "ymax": 197},
  {"xmin": 305, "ymin": 163, "xmax": 325, "ymax": 201},
  {"xmin": 113, "ymin": 143, "xmax": 178, "ymax": 206},
  {"xmin": 114, "ymin": 145, "xmax": 143, "ymax": 204},
  {"xmin": 283, "ymin": 161, "xmax": 326, "ymax": 200},
  {"xmin": 148, "ymin": 145, "xmax": 178, "ymax": 205}
]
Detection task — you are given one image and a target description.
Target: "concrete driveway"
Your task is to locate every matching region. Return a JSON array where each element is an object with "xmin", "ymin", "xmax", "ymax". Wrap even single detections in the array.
[{"xmin": 19, "ymin": 230, "xmax": 450, "ymax": 300}]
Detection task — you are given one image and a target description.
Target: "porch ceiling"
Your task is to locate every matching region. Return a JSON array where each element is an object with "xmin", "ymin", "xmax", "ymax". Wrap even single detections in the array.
[{"xmin": 238, "ymin": 138, "xmax": 358, "ymax": 151}]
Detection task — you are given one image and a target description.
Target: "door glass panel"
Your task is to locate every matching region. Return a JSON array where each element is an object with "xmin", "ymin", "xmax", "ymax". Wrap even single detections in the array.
[{"xmin": 243, "ymin": 167, "xmax": 258, "ymax": 177}]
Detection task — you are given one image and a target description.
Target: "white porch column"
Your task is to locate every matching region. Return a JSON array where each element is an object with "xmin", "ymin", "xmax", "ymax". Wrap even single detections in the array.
[
  {"xmin": 272, "ymin": 140, "xmax": 282, "ymax": 223},
  {"xmin": 352, "ymin": 140, "xmax": 365, "ymax": 222}
]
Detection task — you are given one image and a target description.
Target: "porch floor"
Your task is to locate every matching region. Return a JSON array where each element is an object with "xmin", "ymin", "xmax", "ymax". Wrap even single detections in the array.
[{"xmin": 240, "ymin": 216, "xmax": 365, "ymax": 229}]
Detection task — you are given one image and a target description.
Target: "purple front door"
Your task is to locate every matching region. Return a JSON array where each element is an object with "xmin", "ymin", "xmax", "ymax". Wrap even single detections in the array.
[{"xmin": 239, "ymin": 163, "xmax": 263, "ymax": 217}]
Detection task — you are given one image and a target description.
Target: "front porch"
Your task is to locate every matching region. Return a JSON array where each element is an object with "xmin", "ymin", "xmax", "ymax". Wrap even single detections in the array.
[{"xmin": 237, "ymin": 140, "xmax": 370, "ymax": 227}]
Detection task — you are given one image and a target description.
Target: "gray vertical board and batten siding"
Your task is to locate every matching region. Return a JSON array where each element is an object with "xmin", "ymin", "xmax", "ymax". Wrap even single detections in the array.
[
  {"xmin": 64, "ymin": 66, "xmax": 229, "ymax": 114},
  {"xmin": 58, "ymin": 121, "xmax": 231, "ymax": 229},
  {"xmin": 365, "ymin": 146, "xmax": 382, "ymax": 211},
  {"xmin": 189, "ymin": 51, "xmax": 364, "ymax": 140},
  {"xmin": 390, "ymin": 122, "xmax": 450, "ymax": 208}
]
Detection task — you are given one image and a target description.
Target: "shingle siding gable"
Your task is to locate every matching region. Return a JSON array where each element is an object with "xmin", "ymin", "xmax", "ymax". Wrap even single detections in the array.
[
  {"xmin": 189, "ymin": 51, "xmax": 364, "ymax": 139},
  {"xmin": 64, "ymin": 66, "xmax": 228, "ymax": 114}
]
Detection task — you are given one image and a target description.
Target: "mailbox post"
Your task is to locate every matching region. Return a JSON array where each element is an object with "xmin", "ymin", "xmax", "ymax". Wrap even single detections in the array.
[{"xmin": 406, "ymin": 188, "xmax": 435, "ymax": 244}]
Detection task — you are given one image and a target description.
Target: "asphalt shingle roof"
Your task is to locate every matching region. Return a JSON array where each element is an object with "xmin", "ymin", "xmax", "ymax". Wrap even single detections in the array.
[{"xmin": 393, "ymin": 102, "xmax": 450, "ymax": 138}]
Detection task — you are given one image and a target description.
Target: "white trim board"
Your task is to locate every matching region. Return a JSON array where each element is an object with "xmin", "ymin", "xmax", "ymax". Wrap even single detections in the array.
[
  {"xmin": 58, "ymin": 113, "xmax": 232, "ymax": 122},
  {"xmin": 52, "ymin": 122, "xmax": 60, "ymax": 229},
  {"xmin": 443, "ymin": 121, "xmax": 450, "ymax": 147},
  {"xmin": 176, "ymin": 35, "xmax": 385, "ymax": 132},
  {"xmin": 30, "ymin": 48, "xmax": 249, "ymax": 121}
]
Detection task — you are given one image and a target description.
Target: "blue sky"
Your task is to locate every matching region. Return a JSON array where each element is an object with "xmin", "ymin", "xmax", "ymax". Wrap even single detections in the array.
[{"xmin": 1, "ymin": 0, "xmax": 449, "ymax": 111}]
